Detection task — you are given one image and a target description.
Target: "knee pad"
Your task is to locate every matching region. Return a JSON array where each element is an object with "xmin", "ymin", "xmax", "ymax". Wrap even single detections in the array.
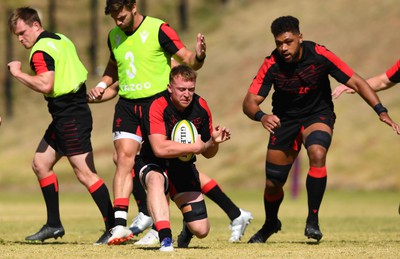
[
  {"xmin": 265, "ymin": 162, "xmax": 292, "ymax": 184},
  {"xmin": 139, "ymin": 163, "xmax": 169, "ymax": 194},
  {"xmin": 304, "ymin": 130, "xmax": 332, "ymax": 150},
  {"xmin": 181, "ymin": 200, "xmax": 208, "ymax": 222}
]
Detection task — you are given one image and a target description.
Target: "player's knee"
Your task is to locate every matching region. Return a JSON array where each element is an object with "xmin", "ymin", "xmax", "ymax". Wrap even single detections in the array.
[
  {"xmin": 195, "ymin": 225, "xmax": 209, "ymax": 239},
  {"xmin": 112, "ymin": 151, "xmax": 118, "ymax": 165},
  {"xmin": 146, "ymin": 174, "xmax": 166, "ymax": 195},
  {"xmin": 31, "ymin": 157, "xmax": 49, "ymax": 177},
  {"xmin": 265, "ymin": 162, "xmax": 292, "ymax": 184},
  {"xmin": 307, "ymin": 145, "xmax": 327, "ymax": 163},
  {"xmin": 31, "ymin": 159, "xmax": 40, "ymax": 175},
  {"xmin": 305, "ymin": 130, "xmax": 331, "ymax": 150},
  {"xmin": 115, "ymin": 149, "xmax": 136, "ymax": 165},
  {"xmin": 265, "ymin": 179, "xmax": 283, "ymax": 195},
  {"xmin": 181, "ymin": 200, "xmax": 208, "ymax": 223},
  {"xmin": 187, "ymin": 220, "xmax": 210, "ymax": 239},
  {"xmin": 139, "ymin": 163, "xmax": 168, "ymax": 193}
]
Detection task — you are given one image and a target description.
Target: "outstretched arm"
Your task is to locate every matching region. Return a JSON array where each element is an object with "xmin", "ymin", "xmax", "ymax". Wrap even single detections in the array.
[
  {"xmin": 332, "ymin": 72, "xmax": 396, "ymax": 99},
  {"xmin": 345, "ymin": 73, "xmax": 400, "ymax": 134},
  {"xmin": 366, "ymin": 72, "xmax": 396, "ymax": 91},
  {"xmin": 172, "ymin": 33, "xmax": 207, "ymax": 71}
]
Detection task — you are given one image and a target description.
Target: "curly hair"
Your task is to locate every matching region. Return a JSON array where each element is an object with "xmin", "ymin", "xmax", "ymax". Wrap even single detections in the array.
[{"xmin": 270, "ymin": 16, "xmax": 300, "ymax": 37}]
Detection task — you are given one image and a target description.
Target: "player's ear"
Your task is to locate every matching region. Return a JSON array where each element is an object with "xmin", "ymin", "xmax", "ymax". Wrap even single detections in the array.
[{"xmin": 299, "ymin": 33, "xmax": 303, "ymax": 43}]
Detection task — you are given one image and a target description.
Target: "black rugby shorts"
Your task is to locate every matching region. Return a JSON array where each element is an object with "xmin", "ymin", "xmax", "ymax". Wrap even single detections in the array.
[
  {"xmin": 112, "ymin": 97, "xmax": 150, "ymax": 138},
  {"xmin": 268, "ymin": 109, "xmax": 335, "ymax": 151},
  {"xmin": 168, "ymin": 163, "xmax": 202, "ymax": 198},
  {"xmin": 44, "ymin": 113, "xmax": 93, "ymax": 156}
]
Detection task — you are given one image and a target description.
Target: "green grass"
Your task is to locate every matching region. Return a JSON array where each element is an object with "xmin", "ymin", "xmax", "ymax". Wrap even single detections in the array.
[
  {"xmin": 0, "ymin": 190, "xmax": 399, "ymax": 258},
  {"xmin": 1, "ymin": 1, "xmax": 400, "ymax": 257}
]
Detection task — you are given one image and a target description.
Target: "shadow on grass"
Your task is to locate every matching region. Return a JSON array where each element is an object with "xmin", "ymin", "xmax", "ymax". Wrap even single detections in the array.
[
  {"xmin": 135, "ymin": 245, "xmax": 209, "ymax": 251},
  {"xmin": 12, "ymin": 241, "xmax": 69, "ymax": 245}
]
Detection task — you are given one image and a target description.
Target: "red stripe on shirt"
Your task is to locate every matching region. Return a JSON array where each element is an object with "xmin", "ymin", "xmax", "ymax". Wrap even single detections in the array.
[
  {"xmin": 31, "ymin": 51, "xmax": 51, "ymax": 75},
  {"xmin": 249, "ymin": 55, "xmax": 276, "ymax": 95},
  {"xmin": 199, "ymin": 97, "xmax": 213, "ymax": 135},
  {"xmin": 149, "ymin": 97, "xmax": 169, "ymax": 135},
  {"xmin": 160, "ymin": 23, "xmax": 185, "ymax": 50},
  {"xmin": 385, "ymin": 59, "xmax": 400, "ymax": 82},
  {"xmin": 314, "ymin": 44, "xmax": 354, "ymax": 78}
]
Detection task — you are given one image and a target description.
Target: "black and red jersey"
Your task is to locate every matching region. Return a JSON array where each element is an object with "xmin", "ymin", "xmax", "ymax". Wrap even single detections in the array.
[
  {"xmin": 386, "ymin": 59, "xmax": 400, "ymax": 83},
  {"xmin": 108, "ymin": 16, "xmax": 184, "ymax": 61},
  {"xmin": 141, "ymin": 90, "xmax": 213, "ymax": 167},
  {"xmin": 249, "ymin": 41, "xmax": 354, "ymax": 117}
]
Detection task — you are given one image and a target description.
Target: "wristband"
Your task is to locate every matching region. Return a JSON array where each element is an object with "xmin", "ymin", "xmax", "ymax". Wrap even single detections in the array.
[
  {"xmin": 373, "ymin": 103, "xmax": 388, "ymax": 115},
  {"xmin": 254, "ymin": 110, "xmax": 266, "ymax": 121},
  {"xmin": 96, "ymin": 81, "xmax": 107, "ymax": 89},
  {"xmin": 195, "ymin": 54, "xmax": 206, "ymax": 63}
]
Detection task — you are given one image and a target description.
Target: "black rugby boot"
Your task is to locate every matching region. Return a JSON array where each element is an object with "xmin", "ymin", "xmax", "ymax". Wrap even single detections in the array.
[
  {"xmin": 25, "ymin": 224, "xmax": 65, "ymax": 242},
  {"xmin": 247, "ymin": 219, "xmax": 281, "ymax": 243},
  {"xmin": 304, "ymin": 222, "xmax": 323, "ymax": 241}
]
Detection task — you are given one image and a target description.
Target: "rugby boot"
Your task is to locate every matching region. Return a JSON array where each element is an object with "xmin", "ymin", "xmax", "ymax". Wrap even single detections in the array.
[
  {"xmin": 25, "ymin": 224, "xmax": 65, "ymax": 242},
  {"xmin": 134, "ymin": 229, "xmax": 159, "ymax": 245},
  {"xmin": 129, "ymin": 212, "xmax": 153, "ymax": 236},
  {"xmin": 304, "ymin": 222, "xmax": 323, "ymax": 241},
  {"xmin": 93, "ymin": 230, "xmax": 112, "ymax": 245},
  {"xmin": 107, "ymin": 225, "xmax": 133, "ymax": 245},
  {"xmin": 177, "ymin": 224, "xmax": 193, "ymax": 248},
  {"xmin": 229, "ymin": 209, "xmax": 253, "ymax": 242},
  {"xmin": 160, "ymin": 237, "xmax": 174, "ymax": 252},
  {"xmin": 247, "ymin": 219, "xmax": 281, "ymax": 243}
]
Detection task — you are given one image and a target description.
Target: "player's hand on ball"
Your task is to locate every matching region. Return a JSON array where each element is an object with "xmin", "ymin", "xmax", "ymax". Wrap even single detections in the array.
[{"xmin": 193, "ymin": 135, "xmax": 206, "ymax": 154}]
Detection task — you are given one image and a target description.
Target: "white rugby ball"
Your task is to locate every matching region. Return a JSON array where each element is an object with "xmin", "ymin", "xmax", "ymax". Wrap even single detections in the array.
[{"xmin": 171, "ymin": 119, "xmax": 198, "ymax": 162}]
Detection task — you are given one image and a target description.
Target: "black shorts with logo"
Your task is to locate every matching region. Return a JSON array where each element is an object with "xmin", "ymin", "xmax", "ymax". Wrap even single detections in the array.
[
  {"xmin": 44, "ymin": 85, "xmax": 93, "ymax": 156},
  {"xmin": 268, "ymin": 108, "xmax": 336, "ymax": 151},
  {"xmin": 112, "ymin": 96, "xmax": 153, "ymax": 139}
]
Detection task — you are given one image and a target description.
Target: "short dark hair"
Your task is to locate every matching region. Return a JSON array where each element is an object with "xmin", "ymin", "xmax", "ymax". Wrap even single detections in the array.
[
  {"xmin": 270, "ymin": 16, "xmax": 300, "ymax": 37},
  {"xmin": 169, "ymin": 65, "xmax": 197, "ymax": 84},
  {"xmin": 8, "ymin": 7, "xmax": 42, "ymax": 33},
  {"xmin": 105, "ymin": 0, "xmax": 136, "ymax": 15}
]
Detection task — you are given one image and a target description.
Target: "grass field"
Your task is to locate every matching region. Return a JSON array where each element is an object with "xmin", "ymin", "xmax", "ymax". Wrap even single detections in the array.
[
  {"xmin": 0, "ymin": 0, "xmax": 400, "ymax": 258},
  {"xmin": 0, "ymin": 190, "xmax": 399, "ymax": 258}
]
